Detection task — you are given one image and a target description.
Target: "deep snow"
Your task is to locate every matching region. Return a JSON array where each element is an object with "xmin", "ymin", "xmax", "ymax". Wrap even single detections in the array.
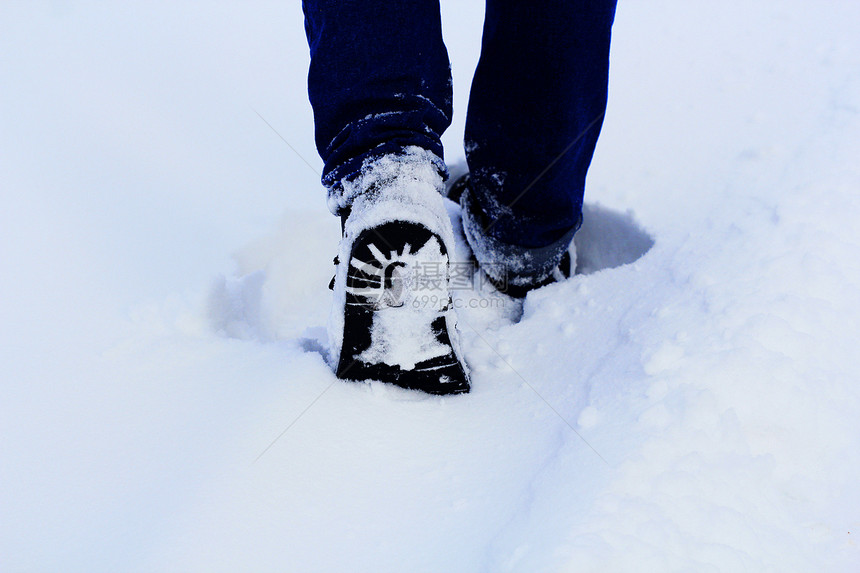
[{"xmin": 2, "ymin": 1, "xmax": 860, "ymax": 571}]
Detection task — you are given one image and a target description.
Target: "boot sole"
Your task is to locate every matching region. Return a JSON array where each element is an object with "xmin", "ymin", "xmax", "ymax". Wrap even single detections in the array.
[{"xmin": 335, "ymin": 221, "xmax": 470, "ymax": 395}]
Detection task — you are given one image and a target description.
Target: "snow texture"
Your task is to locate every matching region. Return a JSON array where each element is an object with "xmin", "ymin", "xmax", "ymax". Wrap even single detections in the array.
[{"xmin": 3, "ymin": 1, "xmax": 860, "ymax": 572}]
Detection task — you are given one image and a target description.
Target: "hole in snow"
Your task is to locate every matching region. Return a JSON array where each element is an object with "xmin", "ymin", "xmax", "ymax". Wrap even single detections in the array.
[
  {"xmin": 573, "ymin": 203, "xmax": 654, "ymax": 275},
  {"xmin": 298, "ymin": 332, "xmax": 328, "ymax": 359}
]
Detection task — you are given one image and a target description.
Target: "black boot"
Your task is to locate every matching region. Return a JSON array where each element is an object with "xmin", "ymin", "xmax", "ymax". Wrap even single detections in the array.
[{"xmin": 328, "ymin": 154, "xmax": 470, "ymax": 394}]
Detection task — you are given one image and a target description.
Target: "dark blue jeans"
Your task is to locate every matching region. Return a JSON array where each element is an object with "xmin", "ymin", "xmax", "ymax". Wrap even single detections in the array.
[{"xmin": 303, "ymin": 0, "xmax": 616, "ymax": 281}]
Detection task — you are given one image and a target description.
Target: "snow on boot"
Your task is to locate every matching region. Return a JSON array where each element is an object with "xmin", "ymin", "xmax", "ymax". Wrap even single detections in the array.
[
  {"xmin": 446, "ymin": 172, "xmax": 577, "ymax": 298},
  {"xmin": 329, "ymin": 151, "xmax": 470, "ymax": 395}
]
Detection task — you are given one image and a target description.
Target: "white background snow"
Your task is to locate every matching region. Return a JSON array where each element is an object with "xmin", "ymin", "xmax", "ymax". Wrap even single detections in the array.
[{"xmin": 3, "ymin": 1, "xmax": 860, "ymax": 571}]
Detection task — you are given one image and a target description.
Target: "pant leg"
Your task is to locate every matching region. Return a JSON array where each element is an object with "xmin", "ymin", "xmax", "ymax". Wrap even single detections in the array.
[
  {"xmin": 462, "ymin": 0, "xmax": 617, "ymax": 283},
  {"xmin": 303, "ymin": 0, "xmax": 453, "ymax": 214}
]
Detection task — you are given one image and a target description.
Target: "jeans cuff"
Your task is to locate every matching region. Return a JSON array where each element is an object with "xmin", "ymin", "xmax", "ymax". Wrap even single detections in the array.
[{"xmin": 325, "ymin": 146, "xmax": 448, "ymax": 216}]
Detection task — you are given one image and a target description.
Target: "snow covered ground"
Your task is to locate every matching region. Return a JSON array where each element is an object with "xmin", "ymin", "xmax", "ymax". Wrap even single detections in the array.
[{"xmin": 3, "ymin": 1, "xmax": 860, "ymax": 571}]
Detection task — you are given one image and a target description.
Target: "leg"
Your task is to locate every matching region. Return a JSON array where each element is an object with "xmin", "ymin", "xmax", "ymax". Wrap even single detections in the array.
[
  {"xmin": 303, "ymin": 0, "xmax": 453, "ymax": 214},
  {"xmin": 462, "ymin": 0, "xmax": 617, "ymax": 289},
  {"xmin": 303, "ymin": 0, "xmax": 469, "ymax": 393}
]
